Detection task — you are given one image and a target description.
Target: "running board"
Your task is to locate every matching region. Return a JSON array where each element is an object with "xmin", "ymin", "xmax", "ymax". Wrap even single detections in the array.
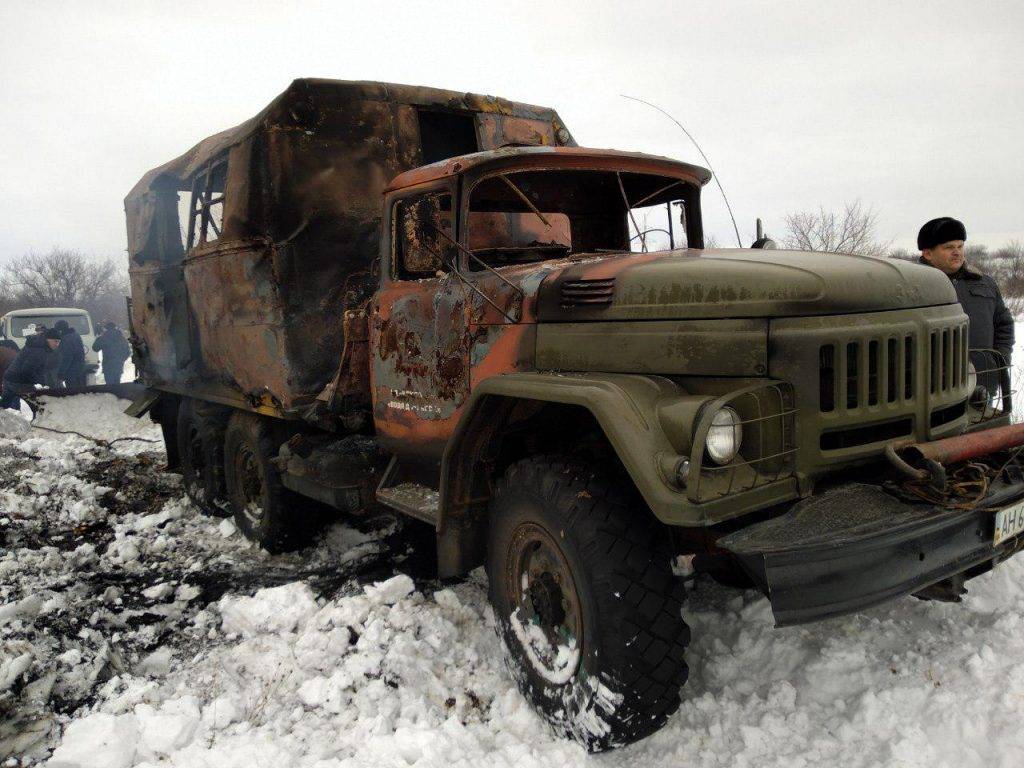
[{"xmin": 375, "ymin": 456, "xmax": 439, "ymax": 524}]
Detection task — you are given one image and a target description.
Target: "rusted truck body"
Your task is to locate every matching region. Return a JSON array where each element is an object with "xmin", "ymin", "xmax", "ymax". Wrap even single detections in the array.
[
  {"xmin": 125, "ymin": 79, "xmax": 1023, "ymax": 750},
  {"xmin": 126, "ymin": 79, "xmax": 573, "ymax": 418}
]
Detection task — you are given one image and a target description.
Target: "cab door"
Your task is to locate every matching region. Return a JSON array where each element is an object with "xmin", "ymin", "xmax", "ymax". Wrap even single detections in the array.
[{"xmin": 370, "ymin": 184, "xmax": 471, "ymax": 458}]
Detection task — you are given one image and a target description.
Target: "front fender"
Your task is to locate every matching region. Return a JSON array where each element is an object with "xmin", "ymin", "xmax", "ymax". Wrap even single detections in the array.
[{"xmin": 439, "ymin": 371, "xmax": 799, "ymax": 531}]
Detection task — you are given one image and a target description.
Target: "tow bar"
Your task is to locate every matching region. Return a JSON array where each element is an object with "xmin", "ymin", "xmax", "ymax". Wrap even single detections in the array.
[{"xmin": 886, "ymin": 422, "xmax": 1024, "ymax": 486}]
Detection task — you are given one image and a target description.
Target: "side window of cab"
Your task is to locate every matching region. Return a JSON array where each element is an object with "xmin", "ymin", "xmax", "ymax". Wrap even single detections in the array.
[{"xmin": 392, "ymin": 191, "xmax": 454, "ymax": 279}]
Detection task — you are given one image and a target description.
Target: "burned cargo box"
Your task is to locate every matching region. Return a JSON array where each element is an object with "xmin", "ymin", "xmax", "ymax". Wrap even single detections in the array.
[{"xmin": 125, "ymin": 78, "xmax": 574, "ymax": 419}]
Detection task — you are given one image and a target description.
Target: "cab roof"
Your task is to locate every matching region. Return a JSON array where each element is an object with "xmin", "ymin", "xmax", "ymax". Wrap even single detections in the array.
[{"xmin": 384, "ymin": 146, "xmax": 713, "ymax": 193}]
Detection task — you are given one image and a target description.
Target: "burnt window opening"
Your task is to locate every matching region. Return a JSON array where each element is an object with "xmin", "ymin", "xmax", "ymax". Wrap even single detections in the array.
[
  {"xmin": 418, "ymin": 111, "xmax": 479, "ymax": 165},
  {"xmin": 465, "ymin": 169, "xmax": 700, "ymax": 269},
  {"xmin": 185, "ymin": 157, "xmax": 227, "ymax": 250},
  {"xmin": 628, "ymin": 199, "xmax": 688, "ymax": 252},
  {"xmin": 393, "ymin": 191, "xmax": 455, "ymax": 279}
]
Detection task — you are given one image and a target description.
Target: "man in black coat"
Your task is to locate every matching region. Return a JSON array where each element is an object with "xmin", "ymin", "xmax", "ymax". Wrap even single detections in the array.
[
  {"xmin": 53, "ymin": 319, "xmax": 87, "ymax": 388},
  {"xmin": 918, "ymin": 217, "xmax": 1014, "ymax": 398},
  {"xmin": 0, "ymin": 329, "xmax": 61, "ymax": 410},
  {"xmin": 92, "ymin": 321, "xmax": 131, "ymax": 384}
]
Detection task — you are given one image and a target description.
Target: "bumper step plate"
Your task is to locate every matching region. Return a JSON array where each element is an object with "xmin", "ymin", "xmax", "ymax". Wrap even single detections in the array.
[{"xmin": 719, "ymin": 482, "xmax": 1024, "ymax": 626}]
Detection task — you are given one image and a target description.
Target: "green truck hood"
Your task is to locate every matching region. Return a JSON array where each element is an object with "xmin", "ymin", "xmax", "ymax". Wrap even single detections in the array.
[{"xmin": 535, "ymin": 248, "xmax": 957, "ymax": 321}]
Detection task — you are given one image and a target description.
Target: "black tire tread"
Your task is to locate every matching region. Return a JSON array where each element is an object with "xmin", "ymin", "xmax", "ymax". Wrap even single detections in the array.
[
  {"xmin": 222, "ymin": 411, "xmax": 311, "ymax": 553},
  {"xmin": 489, "ymin": 454, "xmax": 689, "ymax": 750}
]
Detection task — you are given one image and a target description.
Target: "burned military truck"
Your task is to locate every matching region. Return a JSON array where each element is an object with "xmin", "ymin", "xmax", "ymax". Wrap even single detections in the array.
[{"xmin": 126, "ymin": 79, "xmax": 1024, "ymax": 750}]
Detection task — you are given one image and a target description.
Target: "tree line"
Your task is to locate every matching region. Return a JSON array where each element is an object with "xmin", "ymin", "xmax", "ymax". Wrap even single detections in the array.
[{"xmin": 0, "ymin": 249, "xmax": 129, "ymax": 327}]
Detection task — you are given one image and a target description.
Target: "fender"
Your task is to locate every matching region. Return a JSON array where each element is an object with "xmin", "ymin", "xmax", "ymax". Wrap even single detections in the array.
[{"xmin": 436, "ymin": 372, "xmax": 800, "ymax": 576}]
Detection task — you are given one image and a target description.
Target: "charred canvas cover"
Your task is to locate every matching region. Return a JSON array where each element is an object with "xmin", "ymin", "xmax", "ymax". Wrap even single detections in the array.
[{"xmin": 125, "ymin": 78, "xmax": 574, "ymax": 417}]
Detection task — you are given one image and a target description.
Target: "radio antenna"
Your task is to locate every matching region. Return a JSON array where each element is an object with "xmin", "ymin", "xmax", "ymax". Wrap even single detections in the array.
[{"xmin": 621, "ymin": 94, "xmax": 743, "ymax": 247}]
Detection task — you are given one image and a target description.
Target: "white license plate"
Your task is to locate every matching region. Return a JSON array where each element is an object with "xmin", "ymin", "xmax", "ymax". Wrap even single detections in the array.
[{"xmin": 993, "ymin": 500, "xmax": 1024, "ymax": 545}]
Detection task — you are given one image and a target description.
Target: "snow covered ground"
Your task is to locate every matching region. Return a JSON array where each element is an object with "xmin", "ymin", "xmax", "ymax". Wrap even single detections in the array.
[{"xmin": 4, "ymin": 368, "xmax": 1024, "ymax": 765}]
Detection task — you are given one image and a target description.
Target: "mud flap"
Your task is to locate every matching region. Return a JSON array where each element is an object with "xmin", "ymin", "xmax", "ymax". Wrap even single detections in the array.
[
  {"xmin": 718, "ymin": 482, "xmax": 1024, "ymax": 626},
  {"xmin": 123, "ymin": 386, "xmax": 161, "ymax": 418}
]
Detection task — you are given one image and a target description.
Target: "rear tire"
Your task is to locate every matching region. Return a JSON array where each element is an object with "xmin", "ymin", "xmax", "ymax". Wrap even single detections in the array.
[
  {"xmin": 222, "ymin": 411, "xmax": 313, "ymax": 553},
  {"xmin": 486, "ymin": 456, "xmax": 690, "ymax": 751},
  {"xmin": 176, "ymin": 399, "xmax": 229, "ymax": 517}
]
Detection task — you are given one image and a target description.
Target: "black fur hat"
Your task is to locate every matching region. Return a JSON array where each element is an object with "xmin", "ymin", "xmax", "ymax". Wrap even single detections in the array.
[{"xmin": 918, "ymin": 217, "xmax": 966, "ymax": 250}]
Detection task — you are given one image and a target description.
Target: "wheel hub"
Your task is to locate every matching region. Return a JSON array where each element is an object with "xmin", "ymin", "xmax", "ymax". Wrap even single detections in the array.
[
  {"xmin": 505, "ymin": 521, "xmax": 583, "ymax": 677},
  {"xmin": 234, "ymin": 446, "xmax": 264, "ymax": 525},
  {"xmin": 527, "ymin": 571, "xmax": 567, "ymax": 628}
]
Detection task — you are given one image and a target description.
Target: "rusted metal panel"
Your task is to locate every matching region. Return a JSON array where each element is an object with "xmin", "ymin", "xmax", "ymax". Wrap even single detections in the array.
[
  {"xmin": 126, "ymin": 79, "xmax": 573, "ymax": 421},
  {"xmin": 901, "ymin": 421, "xmax": 1024, "ymax": 466}
]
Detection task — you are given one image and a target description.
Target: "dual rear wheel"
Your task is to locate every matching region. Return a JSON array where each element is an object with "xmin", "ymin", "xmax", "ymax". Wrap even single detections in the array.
[{"xmin": 176, "ymin": 401, "xmax": 314, "ymax": 553}]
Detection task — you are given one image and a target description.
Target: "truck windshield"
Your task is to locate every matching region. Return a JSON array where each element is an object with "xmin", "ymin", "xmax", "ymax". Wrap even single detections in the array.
[
  {"xmin": 10, "ymin": 314, "xmax": 90, "ymax": 337},
  {"xmin": 466, "ymin": 168, "xmax": 697, "ymax": 269}
]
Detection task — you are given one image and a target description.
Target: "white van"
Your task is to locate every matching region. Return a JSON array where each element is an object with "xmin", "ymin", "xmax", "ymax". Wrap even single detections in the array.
[{"xmin": 0, "ymin": 307, "xmax": 100, "ymax": 383}]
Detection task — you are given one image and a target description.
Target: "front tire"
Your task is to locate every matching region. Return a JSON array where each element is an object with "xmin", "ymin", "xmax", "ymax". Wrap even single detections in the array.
[{"xmin": 487, "ymin": 456, "xmax": 690, "ymax": 751}]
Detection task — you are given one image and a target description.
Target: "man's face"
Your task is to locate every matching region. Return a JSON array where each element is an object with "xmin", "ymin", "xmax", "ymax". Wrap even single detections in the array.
[
  {"xmin": 922, "ymin": 240, "xmax": 965, "ymax": 274},
  {"xmin": 46, "ymin": 339, "xmax": 60, "ymax": 350}
]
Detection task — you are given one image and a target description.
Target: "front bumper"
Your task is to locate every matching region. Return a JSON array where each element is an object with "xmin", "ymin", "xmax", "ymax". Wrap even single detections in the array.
[{"xmin": 719, "ymin": 479, "xmax": 1024, "ymax": 626}]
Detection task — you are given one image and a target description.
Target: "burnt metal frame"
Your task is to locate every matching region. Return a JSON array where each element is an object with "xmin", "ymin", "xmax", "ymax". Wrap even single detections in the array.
[
  {"xmin": 186, "ymin": 156, "xmax": 227, "ymax": 250},
  {"xmin": 460, "ymin": 165, "xmax": 701, "ymax": 266},
  {"xmin": 386, "ymin": 178, "xmax": 524, "ymax": 322},
  {"xmin": 384, "ymin": 179, "xmax": 458, "ymax": 284}
]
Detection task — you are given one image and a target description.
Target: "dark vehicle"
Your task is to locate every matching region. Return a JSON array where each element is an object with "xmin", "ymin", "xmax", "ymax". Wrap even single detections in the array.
[{"xmin": 124, "ymin": 79, "xmax": 1023, "ymax": 750}]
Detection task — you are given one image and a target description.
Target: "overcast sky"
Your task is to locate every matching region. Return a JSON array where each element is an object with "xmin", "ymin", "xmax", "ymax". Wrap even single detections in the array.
[{"xmin": 1, "ymin": 0, "xmax": 1021, "ymax": 262}]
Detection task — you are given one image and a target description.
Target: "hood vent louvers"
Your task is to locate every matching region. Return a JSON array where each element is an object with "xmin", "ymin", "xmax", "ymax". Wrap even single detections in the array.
[{"xmin": 560, "ymin": 277, "xmax": 616, "ymax": 309}]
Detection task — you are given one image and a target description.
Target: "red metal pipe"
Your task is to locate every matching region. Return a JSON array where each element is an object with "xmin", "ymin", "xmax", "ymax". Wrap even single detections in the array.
[{"xmin": 903, "ymin": 422, "xmax": 1024, "ymax": 466}]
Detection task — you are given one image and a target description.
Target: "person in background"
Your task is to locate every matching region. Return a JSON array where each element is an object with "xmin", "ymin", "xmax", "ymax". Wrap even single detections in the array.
[
  {"xmin": 918, "ymin": 216, "xmax": 1014, "ymax": 400},
  {"xmin": 0, "ymin": 328, "xmax": 61, "ymax": 410},
  {"xmin": 92, "ymin": 321, "xmax": 131, "ymax": 384},
  {"xmin": 32, "ymin": 326, "xmax": 62, "ymax": 388},
  {"xmin": 53, "ymin": 319, "xmax": 87, "ymax": 388}
]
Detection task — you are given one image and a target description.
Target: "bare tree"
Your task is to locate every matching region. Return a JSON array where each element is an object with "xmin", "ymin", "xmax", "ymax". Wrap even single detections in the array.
[
  {"xmin": 0, "ymin": 248, "xmax": 129, "ymax": 325},
  {"xmin": 782, "ymin": 201, "xmax": 890, "ymax": 257},
  {"xmin": 991, "ymin": 240, "xmax": 1024, "ymax": 317},
  {"xmin": 888, "ymin": 247, "xmax": 916, "ymax": 262}
]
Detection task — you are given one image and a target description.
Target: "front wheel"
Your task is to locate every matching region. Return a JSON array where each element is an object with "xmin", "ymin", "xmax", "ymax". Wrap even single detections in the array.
[{"xmin": 486, "ymin": 456, "xmax": 690, "ymax": 751}]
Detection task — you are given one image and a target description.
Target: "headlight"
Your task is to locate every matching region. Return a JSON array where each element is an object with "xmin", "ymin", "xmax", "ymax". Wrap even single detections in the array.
[{"xmin": 706, "ymin": 406, "xmax": 742, "ymax": 465}]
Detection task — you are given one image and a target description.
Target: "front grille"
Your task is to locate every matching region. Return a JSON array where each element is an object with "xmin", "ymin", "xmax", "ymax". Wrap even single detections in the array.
[
  {"xmin": 929, "ymin": 326, "xmax": 968, "ymax": 394},
  {"xmin": 819, "ymin": 333, "xmax": 916, "ymax": 413},
  {"xmin": 818, "ymin": 323, "xmax": 967, "ymax": 413},
  {"xmin": 560, "ymin": 278, "xmax": 615, "ymax": 308}
]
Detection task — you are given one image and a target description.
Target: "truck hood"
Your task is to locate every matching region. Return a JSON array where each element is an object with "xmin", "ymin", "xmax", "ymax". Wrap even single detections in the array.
[{"xmin": 534, "ymin": 248, "xmax": 957, "ymax": 322}]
